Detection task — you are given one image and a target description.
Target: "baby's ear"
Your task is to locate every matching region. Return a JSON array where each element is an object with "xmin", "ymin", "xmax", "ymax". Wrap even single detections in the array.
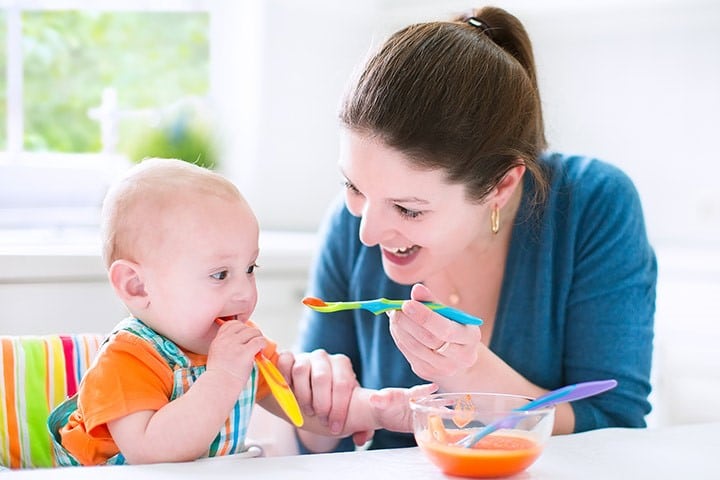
[{"xmin": 108, "ymin": 259, "xmax": 148, "ymax": 309}]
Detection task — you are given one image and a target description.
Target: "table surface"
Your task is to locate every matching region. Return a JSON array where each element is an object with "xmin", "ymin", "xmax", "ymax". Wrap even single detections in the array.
[{"xmin": 5, "ymin": 421, "xmax": 717, "ymax": 479}]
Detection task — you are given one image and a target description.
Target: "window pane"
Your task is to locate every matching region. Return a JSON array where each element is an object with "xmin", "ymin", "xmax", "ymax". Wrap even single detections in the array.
[
  {"xmin": 23, "ymin": 11, "xmax": 209, "ymax": 153},
  {"xmin": 0, "ymin": 11, "xmax": 6, "ymax": 150}
]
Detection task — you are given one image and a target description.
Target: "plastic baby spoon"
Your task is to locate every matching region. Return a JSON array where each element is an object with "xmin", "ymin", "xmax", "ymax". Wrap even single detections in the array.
[
  {"xmin": 214, "ymin": 318, "xmax": 304, "ymax": 427},
  {"xmin": 302, "ymin": 297, "xmax": 483, "ymax": 326},
  {"xmin": 455, "ymin": 379, "xmax": 618, "ymax": 448}
]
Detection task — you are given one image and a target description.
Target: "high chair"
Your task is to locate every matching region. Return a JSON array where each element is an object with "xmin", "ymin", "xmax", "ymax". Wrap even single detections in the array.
[{"xmin": 0, "ymin": 333, "xmax": 104, "ymax": 469}]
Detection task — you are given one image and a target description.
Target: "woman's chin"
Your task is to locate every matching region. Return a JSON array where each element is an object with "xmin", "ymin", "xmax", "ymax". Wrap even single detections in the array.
[{"xmin": 381, "ymin": 262, "xmax": 421, "ymax": 286}]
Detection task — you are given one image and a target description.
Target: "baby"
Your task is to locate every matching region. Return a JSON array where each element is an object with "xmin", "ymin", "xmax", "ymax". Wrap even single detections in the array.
[{"xmin": 48, "ymin": 158, "xmax": 434, "ymax": 465}]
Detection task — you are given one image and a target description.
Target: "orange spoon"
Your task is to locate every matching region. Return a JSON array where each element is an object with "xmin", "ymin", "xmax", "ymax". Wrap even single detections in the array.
[{"xmin": 214, "ymin": 318, "xmax": 304, "ymax": 426}]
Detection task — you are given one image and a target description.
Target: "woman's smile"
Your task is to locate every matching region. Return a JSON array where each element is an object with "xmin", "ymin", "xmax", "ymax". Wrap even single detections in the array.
[{"xmin": 381, "ymin": 245, "xmax": 421, "ymax": 266}]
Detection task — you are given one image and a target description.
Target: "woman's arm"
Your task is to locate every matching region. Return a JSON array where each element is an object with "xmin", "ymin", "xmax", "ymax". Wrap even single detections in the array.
[{"xmin": 562, "ymin": 164, "xmax": 656, "ymax": 430}]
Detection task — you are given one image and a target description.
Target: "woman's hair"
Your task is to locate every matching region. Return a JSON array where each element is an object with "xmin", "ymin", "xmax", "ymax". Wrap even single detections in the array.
[{"xmin": 340, "ymin": 6, "xmax": 548, "ymax": 204}]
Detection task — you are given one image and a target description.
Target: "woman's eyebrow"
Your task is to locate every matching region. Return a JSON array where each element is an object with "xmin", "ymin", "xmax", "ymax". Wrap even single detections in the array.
[
  {"xmin": 389, "ymin": 196, "xmax": 429, "ymax": 204},
  {"xmin": 340, "ymin": 167, "xmax": 430, "ymax": 204}
]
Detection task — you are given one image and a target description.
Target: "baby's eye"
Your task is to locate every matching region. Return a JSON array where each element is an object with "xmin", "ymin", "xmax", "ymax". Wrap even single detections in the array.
[
  {"xmin": 246, "ymin": 263, "xmax": 259, "ymax": 275},
  {"xmin": 211, "ymin": 270, "xmax": 229, "ymax": 281}
]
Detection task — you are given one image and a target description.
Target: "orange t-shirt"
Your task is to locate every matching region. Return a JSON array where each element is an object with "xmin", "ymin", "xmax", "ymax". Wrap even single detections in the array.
[{"xmin": 59, "ymin": 323, "xmax": 277, "ymax": 466}]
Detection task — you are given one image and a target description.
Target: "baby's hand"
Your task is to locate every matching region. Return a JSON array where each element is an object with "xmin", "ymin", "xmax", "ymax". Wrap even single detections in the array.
[
  {"xmin": 207, "ymin": 320, "xmax": 266, "ymax": 385},
  {"xmin": 369, "ymin": 383, "xmax": 438, "ymax": 433}
]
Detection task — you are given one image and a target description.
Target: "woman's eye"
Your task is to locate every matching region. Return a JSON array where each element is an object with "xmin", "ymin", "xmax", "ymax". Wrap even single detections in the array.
[
  {"xmin": 395, "ymin": 205, "xmax": 423, "ymax": 219},
  {"xmin": 246, "ymin": 263, "xmax": 260, "ymax": 275},
  {"xmin": 211, "ymin": 270, "xmax": 229, "ymax": 281},
  {"xmin": 342, "ymin": 180, "xmax": 362, "ymax": 196}
]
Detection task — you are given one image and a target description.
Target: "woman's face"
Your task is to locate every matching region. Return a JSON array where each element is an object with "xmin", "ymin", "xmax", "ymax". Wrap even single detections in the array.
[{"xmin": 339, "ymin": 130, "xmax": 493, "ymax": 285}]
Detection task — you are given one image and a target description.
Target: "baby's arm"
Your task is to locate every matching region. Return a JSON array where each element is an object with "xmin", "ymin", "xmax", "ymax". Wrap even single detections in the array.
[
  {"xmin": 361, "ymin": 383, "xmax": 439, "ymax": 433},
  {"xmin": 108, "ymin": 321, "xmax": 265, "ymax": 464},
  {"xmin": 334, "ymin": 383, "xmax": 438, "ymax": 435},
  {"xmin": 258, "ymin": 382, "xmax": 437, "ymax": 440}
]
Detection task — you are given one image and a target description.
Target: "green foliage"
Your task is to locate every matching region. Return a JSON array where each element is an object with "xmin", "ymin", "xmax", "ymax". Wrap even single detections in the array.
[
  {"xmin": 20, "ymin": 11, "xmax": 209, "ymax": 154},
  {"xmin": 123, "ymin": 102, "xmax": 218, "ymax": 169}
]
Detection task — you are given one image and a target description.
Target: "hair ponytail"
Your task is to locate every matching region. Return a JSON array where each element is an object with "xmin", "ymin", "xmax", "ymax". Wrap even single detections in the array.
[{"xmin": 456, "ymin": 7, "xmax": 540, "ymax": 99}]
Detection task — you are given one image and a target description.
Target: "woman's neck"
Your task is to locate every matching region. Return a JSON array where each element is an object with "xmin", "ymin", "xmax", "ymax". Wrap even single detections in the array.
[{"xmin": 434, "ymin": 182, "xmax": 524, "ymax": 325}]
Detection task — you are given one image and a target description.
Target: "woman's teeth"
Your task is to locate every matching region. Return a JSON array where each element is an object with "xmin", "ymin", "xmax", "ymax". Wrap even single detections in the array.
[{"xmin": 391, "ymin": 246, "xmax": 419, "ymax": 256}]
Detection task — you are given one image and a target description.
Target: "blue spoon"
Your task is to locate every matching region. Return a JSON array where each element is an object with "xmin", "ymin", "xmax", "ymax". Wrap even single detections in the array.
[
  {"xmin": 302, "ymin": 296, "xmax": 483, "ymax": 326},
  {"xmin": 455, "ymin": 379, "xmax": 618, "ymax": 448}
]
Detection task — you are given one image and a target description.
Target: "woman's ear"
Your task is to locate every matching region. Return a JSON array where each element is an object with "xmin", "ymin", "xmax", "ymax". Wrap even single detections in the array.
[
  {"xmin": 492, "ymin": 164, "xmax": 525, "ymax": 209},
  {"xmin": 108, "ymin": 259, "xmax": 148, "ymax": 310}
]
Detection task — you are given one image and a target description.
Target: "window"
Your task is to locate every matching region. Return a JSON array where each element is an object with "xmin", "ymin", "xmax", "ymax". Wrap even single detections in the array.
[
  {"xmin": 1, "ymin": 1, "xmax": 379, "ymax": 235},
  {"xmin": 0, "ymin": 10, "xmax": 6, "ymax": 149},
  {"xmin": 0, "ymin": 1, "xmax": 211, "ymax": 233}
]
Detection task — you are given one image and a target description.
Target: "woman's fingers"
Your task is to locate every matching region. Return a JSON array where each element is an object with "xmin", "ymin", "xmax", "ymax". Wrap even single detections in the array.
[
  {"xmin": 288, "ymin": 349, "xmax": 359, "ymax": 435},
  {"xmin": 307, "ymin": 349, "xmax": 334, "ymax": 421},
  {"xmin": 388, "ymin": 283, "xmax": 483, "ymax": 380},
  {"xmin": 324, "ymin": 353, "xmax": 358, "ymax": 434},
  {"xmin": 288, "ymin": 351, "xmax": 316, "ymax": 417}
]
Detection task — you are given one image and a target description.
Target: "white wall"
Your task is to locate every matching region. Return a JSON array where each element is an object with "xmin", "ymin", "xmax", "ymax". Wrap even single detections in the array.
[
  {"xmin": 212, "ymin": 0, "xmax": 720, "ymax": 250},
  {"xmin": 211, "ymin": 0, "xmax": 379, "ymax": 231}
]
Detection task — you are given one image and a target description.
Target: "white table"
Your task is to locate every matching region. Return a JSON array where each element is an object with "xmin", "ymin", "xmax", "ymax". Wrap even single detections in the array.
[{"xmin": 6, "ymin": 422, "xmax": 717, "ymax": 479}]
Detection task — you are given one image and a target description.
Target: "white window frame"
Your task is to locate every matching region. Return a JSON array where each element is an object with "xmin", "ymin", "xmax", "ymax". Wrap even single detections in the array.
[{"xmin": 0, "ymin": 0, "xmax": 241, "ymax": 231}]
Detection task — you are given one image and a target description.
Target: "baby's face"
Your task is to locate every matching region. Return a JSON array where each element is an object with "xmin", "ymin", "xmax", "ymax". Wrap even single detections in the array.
[{"xmin": 138, "ymin": 193, "xmax": 260, "ymax": 354}]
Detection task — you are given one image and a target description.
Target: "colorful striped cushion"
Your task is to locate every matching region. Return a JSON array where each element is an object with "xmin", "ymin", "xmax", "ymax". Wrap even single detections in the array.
[{"xmin": 0, "ymin": 334, "xmax": 104, "ymax": 469}]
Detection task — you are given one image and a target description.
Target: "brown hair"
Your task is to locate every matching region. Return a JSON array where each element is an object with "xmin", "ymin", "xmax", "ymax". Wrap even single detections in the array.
[{"xmin": 340, "ymin": 6, "xmax": 548, "ymax": 205}]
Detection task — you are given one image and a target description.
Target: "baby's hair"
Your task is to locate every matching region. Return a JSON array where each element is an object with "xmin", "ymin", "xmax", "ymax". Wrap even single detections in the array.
[{"xmin": 100, "ymin": 158, "xmax": 243, "ymax": 268}]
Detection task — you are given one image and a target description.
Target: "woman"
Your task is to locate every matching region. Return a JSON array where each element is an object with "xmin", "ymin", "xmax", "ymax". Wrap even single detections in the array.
[{"xmin": 289, "ymin": 5, "xmax": 656, "ymax": 453}]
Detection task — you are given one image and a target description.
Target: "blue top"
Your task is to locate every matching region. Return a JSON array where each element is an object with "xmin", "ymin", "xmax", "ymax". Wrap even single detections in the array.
[{"xmin": 298, "ymin": 153, "xmax": 657, "ymax": 451}]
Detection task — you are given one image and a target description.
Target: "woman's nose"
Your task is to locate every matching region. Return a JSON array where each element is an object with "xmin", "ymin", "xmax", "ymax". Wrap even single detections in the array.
[{"xmin": 358, "ymin": 202, "xmax": 385, "ymax": 247}]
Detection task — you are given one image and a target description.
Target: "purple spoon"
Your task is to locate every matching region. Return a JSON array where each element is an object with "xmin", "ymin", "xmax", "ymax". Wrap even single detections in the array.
[{"xmin": 455, "ymin": 379, "xmax": 618, "ymax": 448}]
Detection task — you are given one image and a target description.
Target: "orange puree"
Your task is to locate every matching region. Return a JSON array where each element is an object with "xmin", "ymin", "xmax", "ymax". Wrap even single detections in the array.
[
  {"xmin": 417, "ymin": 429, "xmax": 542, "ymax": 478},
  {"xmin": 302, "ymin": 296, "xmax": 327, "ymax": 307}
]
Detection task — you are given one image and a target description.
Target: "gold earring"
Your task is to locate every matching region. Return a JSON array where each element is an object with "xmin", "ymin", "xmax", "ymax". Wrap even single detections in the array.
[{"xmin": 491, "ymin": 205, "xmax": 500, "ymax": 234}]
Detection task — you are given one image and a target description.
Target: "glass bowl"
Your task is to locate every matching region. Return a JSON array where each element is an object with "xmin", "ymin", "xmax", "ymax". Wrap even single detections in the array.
[{"xmin": 409, "ymin": 392, "xmax": 555, "ymax": 478}]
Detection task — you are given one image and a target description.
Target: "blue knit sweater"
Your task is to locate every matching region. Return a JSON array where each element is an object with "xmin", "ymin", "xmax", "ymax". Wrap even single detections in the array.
[{"xmin": 298, "ymin": 153, "xmax": 656, "ymax": 451}]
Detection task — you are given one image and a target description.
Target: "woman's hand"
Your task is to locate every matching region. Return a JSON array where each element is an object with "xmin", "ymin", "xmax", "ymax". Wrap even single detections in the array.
[
  {"xmin": 388, "ymin": 283, "xmax": 483, "ymax": 384},
  {"xmin": 277, "ymin": 349, "xmax": 360, "ymax": 437}
]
